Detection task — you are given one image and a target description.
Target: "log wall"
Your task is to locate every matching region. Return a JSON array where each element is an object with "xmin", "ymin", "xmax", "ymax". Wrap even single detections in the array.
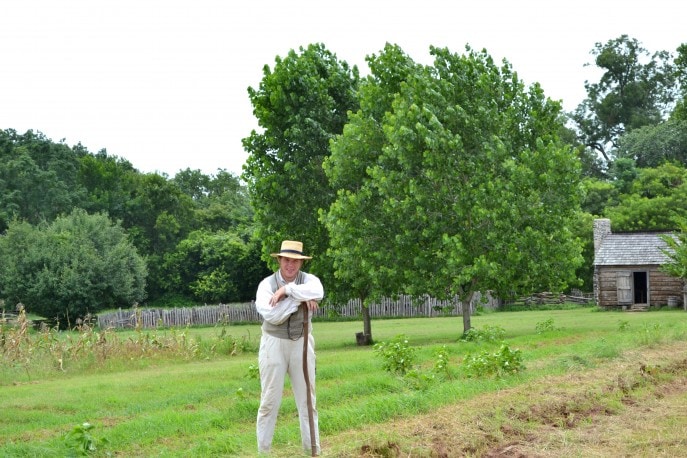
[{"xmin": 597, "ymin": 265, "xmax": 684, "ymax": 307}]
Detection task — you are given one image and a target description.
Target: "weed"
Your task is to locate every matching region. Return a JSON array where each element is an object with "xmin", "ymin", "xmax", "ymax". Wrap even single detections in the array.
[
  {"xmin": 460, "ymin": 325, "xmax": 506, "ymax": 342},
  {"xmin": 431, "ymin": 345, "xmax": 453, "ymax": 379},
  {"xmin": 374, "ymin": 335, "xmax": 416, "ymax": 376},
  {"xmin": 617, "ymin": 319, "xmax": 630, "ymax": 331},
  {"xmin": 535, "ymin": 318, "xmax": 560, "ymax": 334},
  {"xmin": 403, "ymin": 368, "xmax": 434, "ymax": 391},
  {"xmin": 63, "ymin": 422, "xmax": 108, "ymax": 456},
  {"xmin": 463, "ymin": 343, "xmax": 525, "ymax": 378},
  {"xmin": 246, "ymin": 363, "xmax": 259, "ymax": 379},
  {"xmin": 1, "ymin": 310, "xmax": 255, "ymax": 382},
  {"xmin": 591, "ymin": 338, "xmax": 620, "ymax": 360},
  {"xmin": 636, "ymin": 322, "xmax": 663, "ymax": 346}
]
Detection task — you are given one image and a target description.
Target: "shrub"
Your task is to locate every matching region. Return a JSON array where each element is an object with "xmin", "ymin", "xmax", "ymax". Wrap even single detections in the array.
[{"xmin": 0, "ymin": 209, "xmax": 147, "ymax": 328}]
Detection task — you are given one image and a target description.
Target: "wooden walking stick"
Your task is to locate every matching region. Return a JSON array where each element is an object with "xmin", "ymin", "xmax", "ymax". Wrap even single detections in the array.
[{"xmin": 301, "ymin": 302, "xmax": 318, "ymax": 456}]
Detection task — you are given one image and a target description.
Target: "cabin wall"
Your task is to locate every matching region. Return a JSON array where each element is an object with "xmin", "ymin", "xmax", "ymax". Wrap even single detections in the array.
[{"xmin": 596, "ymin": 265, "xmax": 684, "ymax": 307}]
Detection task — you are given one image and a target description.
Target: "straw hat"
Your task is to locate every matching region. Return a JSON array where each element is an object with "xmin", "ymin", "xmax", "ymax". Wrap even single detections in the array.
[{"xmin": 270, "ymin": 240, "xmax": 312, "ymax": 259}]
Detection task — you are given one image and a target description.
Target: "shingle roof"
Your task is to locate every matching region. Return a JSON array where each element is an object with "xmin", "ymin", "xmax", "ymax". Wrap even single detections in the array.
[{"xmin": 594, "ymin": 232, "xmax": 676, "ymax": 266}]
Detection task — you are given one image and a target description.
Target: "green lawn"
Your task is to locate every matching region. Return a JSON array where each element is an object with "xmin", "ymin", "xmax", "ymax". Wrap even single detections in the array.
[{"xmin": 1, "ymin": 307, "xmax": 686, "ymax": 457}]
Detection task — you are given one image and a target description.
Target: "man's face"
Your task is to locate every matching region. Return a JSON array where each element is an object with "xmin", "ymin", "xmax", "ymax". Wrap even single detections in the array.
[{"xmin": 278, "ymin": 256, "xmax": 303, "ymax": 282}]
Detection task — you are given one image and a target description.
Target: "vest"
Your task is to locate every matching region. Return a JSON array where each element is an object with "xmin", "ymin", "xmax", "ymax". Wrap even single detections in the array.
[{"xmin": 262, "ymin": 271, "xmax": 306, "ymax": 340}]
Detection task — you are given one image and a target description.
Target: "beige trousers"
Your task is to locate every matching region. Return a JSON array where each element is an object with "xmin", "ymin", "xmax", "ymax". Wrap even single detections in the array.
[{"xmin": 257, "ymin": 332, "xmax": 319, "ymax": 454}]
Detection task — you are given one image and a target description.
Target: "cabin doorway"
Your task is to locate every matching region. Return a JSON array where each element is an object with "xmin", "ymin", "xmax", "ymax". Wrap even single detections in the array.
[
  {"xmin": 617, "ymin": 270, "xmax": 649, "ymax": 306},
  {"xmin": 633, "ymin": 271, "xmax": 648, "ymax": 304}
]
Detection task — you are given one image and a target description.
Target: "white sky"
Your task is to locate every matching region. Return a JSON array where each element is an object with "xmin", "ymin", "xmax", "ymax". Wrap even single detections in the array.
[{"xmin": 1, "ymin": 0, "xmax": 683, "ymax": 178}]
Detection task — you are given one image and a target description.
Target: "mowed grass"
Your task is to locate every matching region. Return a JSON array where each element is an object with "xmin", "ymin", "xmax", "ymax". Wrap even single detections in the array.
[{"xmin": 1, "ymin": 307, "xmax": 687, "ymax": 457}]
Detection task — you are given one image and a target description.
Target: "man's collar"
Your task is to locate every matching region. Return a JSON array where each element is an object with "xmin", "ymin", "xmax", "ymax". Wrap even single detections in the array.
[{"xmin": 276, "ymin": 270, "xmax": 300, "ymax": 285}]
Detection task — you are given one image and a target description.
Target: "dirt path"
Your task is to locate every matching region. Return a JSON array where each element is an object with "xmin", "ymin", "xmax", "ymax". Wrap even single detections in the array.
[{"xmin": 325, "ymin": 343, "xmax": 687, "ymax": 457}]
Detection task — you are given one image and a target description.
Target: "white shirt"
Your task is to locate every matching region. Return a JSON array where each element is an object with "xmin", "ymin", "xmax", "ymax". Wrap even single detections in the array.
[{"xmin": 255, "ymin": 270, "xmax": 324, "ymax": 325}]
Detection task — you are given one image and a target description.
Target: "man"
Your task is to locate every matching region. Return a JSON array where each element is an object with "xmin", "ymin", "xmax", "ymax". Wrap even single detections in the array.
[{"xmin": 255, "ymin": 240, "xmax": 324, "ymax": 455}]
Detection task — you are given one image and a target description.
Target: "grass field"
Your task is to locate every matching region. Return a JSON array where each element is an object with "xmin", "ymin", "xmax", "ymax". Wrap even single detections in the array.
[{"xmin": 2, "ymin": 307, "xmax": 687, "ymax": 457}]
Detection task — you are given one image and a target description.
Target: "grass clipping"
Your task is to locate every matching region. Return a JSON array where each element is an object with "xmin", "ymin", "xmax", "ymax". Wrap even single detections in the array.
[{"xmin": 326, "ymin": 343, "xmax": 687, "ymax": 457}]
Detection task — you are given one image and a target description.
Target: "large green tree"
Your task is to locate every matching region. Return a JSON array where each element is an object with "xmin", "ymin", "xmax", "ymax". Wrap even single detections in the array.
[
  {"xmin": 0, "ymin": 129, "xmax": 258, "ymax": 306},
  {"xmin": 122, "ymin": 173, "xmax": 195, "ymax": 300},
  {"xmin": 0, "ymin": 209, "xmax": 147, "ymax": 327},
  {"xmin": 572, "ymin": 35, "xmax": 676, "ymax": 162},
  {"xmin": 242, "ymin": 43, "xmax": 359, "ymax": 281},
  {"xmin": 328, "ymin": 45, "xmax": 583, "ymax": 335},
  {"xmin": 152, "ymin": 168, "xmax": 264, "ymax": 305},
  {"xmin": 580, "ymin": 178, "xmax": 620, "ymax": 216}
]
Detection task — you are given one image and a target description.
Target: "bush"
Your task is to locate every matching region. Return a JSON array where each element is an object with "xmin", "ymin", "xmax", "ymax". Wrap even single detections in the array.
[{"xmin": 0, "ymin": 209, "xmax": 147, "ymax": 327}]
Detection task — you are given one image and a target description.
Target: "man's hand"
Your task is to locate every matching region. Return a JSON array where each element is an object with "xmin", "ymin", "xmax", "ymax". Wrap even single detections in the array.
[
  {"xmin": 304, "ymin": 299, "xmax": 319, "ymax": 312},
  {"xmin": 269, "ymin": 286, "xmax": 286, "ymax": 307},
  {"xmin": 269, "ymin": 286, "xmax": 319, "ymax": 311}
]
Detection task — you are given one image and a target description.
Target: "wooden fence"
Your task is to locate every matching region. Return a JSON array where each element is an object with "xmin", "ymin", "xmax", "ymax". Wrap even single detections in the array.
[
  {"xmin": 97, "ymin": 292, "xmax": 498, "ymax": 330},
  {"xmin": 503, "ymin": 290, "xmax": 595, "ymax": 306}
]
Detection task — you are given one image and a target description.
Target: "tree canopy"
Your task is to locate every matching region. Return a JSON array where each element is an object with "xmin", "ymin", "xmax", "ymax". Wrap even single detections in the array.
[
  {"xmin": 661, "ymin": 216, "xmax": 687, "ymax": 281},
  {"xmin": 603, "ymin": 162, "xmax": 687, "ymax": 231},
  {"xmin": 0, "ymin": 129, "xmax": 86, "ymax": 232},
  {"xmin": 616, "ymin": 119, "xmax": 687, "ymax": 167}
]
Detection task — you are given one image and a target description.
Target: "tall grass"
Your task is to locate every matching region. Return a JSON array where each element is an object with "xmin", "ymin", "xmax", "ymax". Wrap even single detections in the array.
[{"xmin": 1, "ymin": 307, "xmax": 686, "ymax": 456}]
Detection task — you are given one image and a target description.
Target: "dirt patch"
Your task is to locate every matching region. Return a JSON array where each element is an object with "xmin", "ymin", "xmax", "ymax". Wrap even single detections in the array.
[{"xmin": 325, "ymin": 343, "xmax": 687, "ymax": 457}]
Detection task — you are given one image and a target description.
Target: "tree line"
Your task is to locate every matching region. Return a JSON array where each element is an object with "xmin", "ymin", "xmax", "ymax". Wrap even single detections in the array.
[
  {"xmin": 0, "ymin": 130, "xmax": 269, "ymax": 326},
  {"xmin": 1, "ymin": 35, "xmax": 686, "ymax": 336}
]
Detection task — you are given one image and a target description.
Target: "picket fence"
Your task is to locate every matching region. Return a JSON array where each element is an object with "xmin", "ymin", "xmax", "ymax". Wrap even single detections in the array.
[{"xmin": 97, "ymin": 292, "xmax": 498, "ymax": 330}]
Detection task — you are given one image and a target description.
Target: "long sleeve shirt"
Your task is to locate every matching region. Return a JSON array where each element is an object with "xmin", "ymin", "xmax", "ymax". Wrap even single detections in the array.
[{"xmin": 255, "ymin": 270, "xmax": 324, "ymax": 336}]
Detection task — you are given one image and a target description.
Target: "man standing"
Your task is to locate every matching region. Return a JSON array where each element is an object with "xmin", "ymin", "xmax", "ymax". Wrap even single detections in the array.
[{"xmin": 255, "ymin": 240, "xmax": 323, "ymax": 455}]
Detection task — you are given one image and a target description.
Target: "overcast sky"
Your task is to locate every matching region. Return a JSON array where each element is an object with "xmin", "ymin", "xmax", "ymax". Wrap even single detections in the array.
[{"xmin": 1, "ymin": 0, "xmax": 682, "ymax": 178}]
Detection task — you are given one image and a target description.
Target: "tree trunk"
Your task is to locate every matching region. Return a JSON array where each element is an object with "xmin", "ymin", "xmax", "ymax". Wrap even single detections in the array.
[
  {"xmin": 356, "ymin": 304, "xmax": 373, "ymax": 346},
  {"xmin": 462, "ymin": 291, "xmax": 474, "ymax": 334}
]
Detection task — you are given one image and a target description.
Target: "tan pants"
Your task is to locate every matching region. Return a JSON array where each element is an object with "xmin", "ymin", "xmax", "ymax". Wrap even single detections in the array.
[{"xmin": 257, "ymin": 333, "xmax": 319, "ymax": 454}]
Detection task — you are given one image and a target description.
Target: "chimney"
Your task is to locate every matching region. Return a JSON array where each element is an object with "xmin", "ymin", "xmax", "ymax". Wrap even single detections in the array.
[{"xmin": 593, "ymin": 218, "xmax": 611, "ymax": 254}]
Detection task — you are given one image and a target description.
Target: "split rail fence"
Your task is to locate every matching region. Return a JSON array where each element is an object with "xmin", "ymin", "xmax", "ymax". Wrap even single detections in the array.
[{"xmin": 97, "ymin": 292, "xmax": 498, "ymax": 330}]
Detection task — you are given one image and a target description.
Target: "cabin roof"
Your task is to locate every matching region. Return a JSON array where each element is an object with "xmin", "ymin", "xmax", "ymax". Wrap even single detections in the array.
[{"xmin": 594, "ymin": 232, "xmax": 676, "ymax": 266}]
